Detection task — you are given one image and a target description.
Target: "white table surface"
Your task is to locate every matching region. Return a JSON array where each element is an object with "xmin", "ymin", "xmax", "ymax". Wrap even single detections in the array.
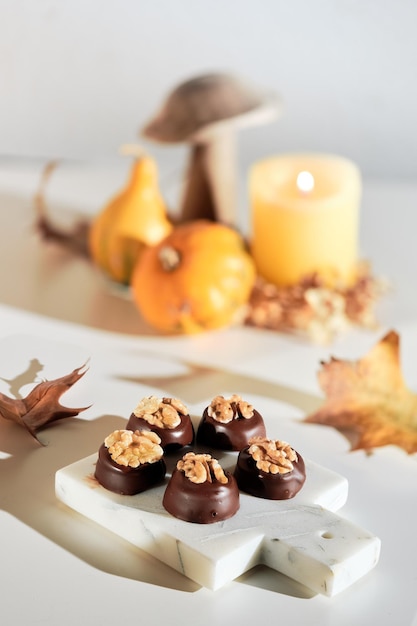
[{"xmin": 0, "ymin": 159, "xmax": 417, "ymax": 625}]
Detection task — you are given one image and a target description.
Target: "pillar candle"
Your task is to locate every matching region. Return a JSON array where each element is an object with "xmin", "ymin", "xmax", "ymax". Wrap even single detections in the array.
[{"xmin": 250, "ymin": 153, "xmax": 361, "ymax": 286}]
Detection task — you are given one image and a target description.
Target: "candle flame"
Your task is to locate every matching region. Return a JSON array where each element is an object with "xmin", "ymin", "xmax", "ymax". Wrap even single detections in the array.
[{"xmin": 297, "ymin": 171, "xmax": 315, "ymax": 194}]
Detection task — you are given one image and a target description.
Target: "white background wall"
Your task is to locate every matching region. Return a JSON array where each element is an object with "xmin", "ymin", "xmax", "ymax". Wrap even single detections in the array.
[{"xmin": 1, "ymin": 0, "xmax": 416, "ymax": 181}]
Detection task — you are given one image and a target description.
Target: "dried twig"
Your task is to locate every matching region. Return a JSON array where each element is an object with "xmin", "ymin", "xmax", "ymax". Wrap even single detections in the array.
[{"xmin": 33, "ymin": 160, "xmax": 91, "ymax": 256}]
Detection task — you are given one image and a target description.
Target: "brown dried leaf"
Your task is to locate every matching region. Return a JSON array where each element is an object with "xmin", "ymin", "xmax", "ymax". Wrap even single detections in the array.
[
  {"xmin": 0, "ymin": 363, "xmax": 90, "ymax": 443},
  {"xmin": 305, "ymin": 331, "xmax": 417, "ymax": 453}
]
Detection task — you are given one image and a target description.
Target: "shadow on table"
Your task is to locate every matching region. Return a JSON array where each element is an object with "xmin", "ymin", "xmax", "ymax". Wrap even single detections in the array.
[
  {"xmin": 0, "ymin": 356, "xmax": 320, "ymax": 598},
  {"xmin": 117, "ymin": 356, "xmax": 321, "ymax": 416}
]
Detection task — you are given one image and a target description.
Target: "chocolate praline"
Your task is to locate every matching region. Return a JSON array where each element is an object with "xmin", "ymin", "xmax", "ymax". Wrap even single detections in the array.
[
  {"xmin": 234, "ymin": 446, "xmax": 306, "ymax": 500},
  {"xmin": 196, "ymin": 407, "xmax": 266, "ymax": 451},
  {"xmin": 126, "ymin": 412, "xmax": 194, "ymax": 453},
  {"xmin": 163, "ymin": 469, "xmax": 240, "ymax": 524},
  {"xmin": 94, "ymin": 443, "xmax": 166, "ymax": 496}
]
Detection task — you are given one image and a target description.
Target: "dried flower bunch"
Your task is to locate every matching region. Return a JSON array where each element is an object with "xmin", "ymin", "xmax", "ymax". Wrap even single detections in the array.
[
  {"xmin": 133, "ymin": 395, "xmax": 188, "ymax": 429},
  {"xmin": 245, "ymin": 264, "xmax": 387, "ymax": 343}
]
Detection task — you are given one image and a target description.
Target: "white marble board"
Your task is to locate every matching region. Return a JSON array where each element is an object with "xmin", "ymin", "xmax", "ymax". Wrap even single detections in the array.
[{"xmin": 56, "ymin": 448, "xmax": 380, "ymax": 596}]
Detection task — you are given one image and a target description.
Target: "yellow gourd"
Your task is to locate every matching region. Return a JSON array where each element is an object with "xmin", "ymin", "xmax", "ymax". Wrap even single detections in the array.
[
  {"xmin": 89, "ymin": 155, "xmax": 173, "ymax": 284},
  {"xmin": 131, "ymin": 220, "xmax": 256, "ymax": 333}
]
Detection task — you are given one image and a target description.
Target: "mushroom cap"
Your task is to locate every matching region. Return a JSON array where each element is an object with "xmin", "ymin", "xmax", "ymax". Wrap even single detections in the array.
[{"xmin": 142, "ymin": 72, "xmax": 281, "ymax": 144}]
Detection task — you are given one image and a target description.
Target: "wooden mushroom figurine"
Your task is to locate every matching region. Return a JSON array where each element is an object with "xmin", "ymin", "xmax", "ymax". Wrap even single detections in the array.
[{"xmin": 141, "ymin": 73, "xmax": 281, "ymax": 227}]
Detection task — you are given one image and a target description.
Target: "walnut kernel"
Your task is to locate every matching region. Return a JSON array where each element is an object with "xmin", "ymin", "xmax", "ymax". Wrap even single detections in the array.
[
  {"xmin": 133, "ymin": 395, "xmax": 188, "ymax": 429},
  {"xmin": 177, "ymin": 452, "xmax": 228, "ymax": 484},
  {"xmin": 207, "ymin": 394, "xmax": 254, "ymax": 423},
  {"xmin": 104, "ymin": 429, "xmax": 163, "ymax": 468},
  {"xmin": 248, "ymin": 436, "xmax": 298, "ymax": 475}
]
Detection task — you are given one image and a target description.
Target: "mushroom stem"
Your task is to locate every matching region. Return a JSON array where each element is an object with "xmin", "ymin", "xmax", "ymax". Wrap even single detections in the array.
[
  {"xmin": 202, "ymin": 127, "xmax": 237, "ymax": 227},
  {"xmin": 180, "ymin": 129, "xmax": 237, "ymax": 226},
  {"xmin": 180, "ymin": 145, "xmax": 216, "ymax": 222}
]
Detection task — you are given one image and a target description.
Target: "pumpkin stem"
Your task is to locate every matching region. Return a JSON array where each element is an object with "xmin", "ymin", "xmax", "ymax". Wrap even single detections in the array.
[
  {"xmin": 118, "ymin": 143, "xmax": 146, "ymax": 158},
  {"xmin": 159, "ymin": 245, "xmax": 181, "ymax": 271}
]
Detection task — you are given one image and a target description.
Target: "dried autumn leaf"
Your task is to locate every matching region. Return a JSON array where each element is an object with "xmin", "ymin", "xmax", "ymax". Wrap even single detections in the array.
[
  {"xmin": 305, "ymin": 331, "xmax": 417, "ymax": 453},
  {"xmin": 0, "ymin": 363, "xmax": 90, "ymax": 443}
]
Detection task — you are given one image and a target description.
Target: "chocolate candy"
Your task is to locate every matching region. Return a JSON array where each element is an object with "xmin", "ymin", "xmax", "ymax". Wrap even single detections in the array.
[
  {"xmin": 94, "ymin": 430, "xmax": 166, "ymax": 495},
  {"xmin": 234, "ymin": 438, "xmax": 306, "ymax": 500},
  {"xmin": 163, "ymin": 452, "xmax": 240, "ymax": 523},
  {"xmin": 196, "ymin": 395, "xmax": 266, "ymax": 451},
  {"xmin": 126, "ymin": 396, "xmax": 194, "ymax": 453},
  {"xmin": 127, "ymin": 412, "xmax": 194, "ymax": 453}
]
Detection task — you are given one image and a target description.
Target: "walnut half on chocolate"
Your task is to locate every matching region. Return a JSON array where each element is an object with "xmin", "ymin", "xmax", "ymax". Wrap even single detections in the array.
[
  {"xmin": 95, "ymin": 429, "xmax": 166, "ymax": 496},
  {"xmin": 207, "ymin": 394, "xmax": 254, "ymax": 424},
  {"xmin": 163, "ymin": 451, "xmax": 240, "ymax": 524},
  {"xmin": 234, "ymin": 436, "xmax": 306, "ymax": 500},
  {"xmin": 196, "ymin": 394, "xmax": 266, "ymax": 451},
  {"xmin": 126, "ymin": 396, "xmax": 194, "ymax": 453},
  {"xmin": 177, "ymin": 452, "xmax": 228, "ymax": 484}
]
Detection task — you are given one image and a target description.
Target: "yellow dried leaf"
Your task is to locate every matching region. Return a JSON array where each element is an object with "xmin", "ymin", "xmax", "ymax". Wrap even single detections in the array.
[{"xmin": 305, "ymin": 331, "xmax": 417, "ymax": 453}]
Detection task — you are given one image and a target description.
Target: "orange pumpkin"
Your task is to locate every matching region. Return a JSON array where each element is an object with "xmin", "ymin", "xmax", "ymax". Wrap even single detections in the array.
[
  {"xmin": 89, "ymin": 155, "xmax": 172, "ymax": 284},
  {"xmin": 131, "ymin": 220, "xmax": 256, "ymax": 333}
]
